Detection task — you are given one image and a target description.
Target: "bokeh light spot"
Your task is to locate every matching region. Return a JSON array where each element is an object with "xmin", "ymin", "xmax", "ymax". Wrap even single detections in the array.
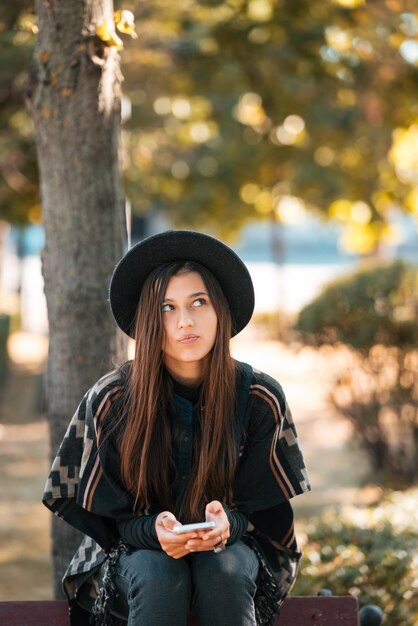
[
  {"xmin": 247, "ymin": 0, "xmax": 274, "ymax": 22},
  {"xmin": 171, "ymin": 161, "xmax": 189, "ymax": 179},
  {"xmin": 240, "ymin": 183, "xmax": 260, "ymax": 204},
  {"xmin": 283, "ymin": 115, "xmax": 305, "ymax": 135},
  {"xmin": 172, "ymin": 98, "xmax": 191, "ymax": 120},
  {"xmin": 190, "ymin": 122, "xmax": 211, "ymax": 143},
  {"xmin": 154, "ymin": 97, "xmax": 171, "ymax": 115},
  {"xmin": 351, "ymin": 201, "xmax": 372, "ymax": 224},
  {"xmin": 275, "ymin": 195, "xmax": 306, "ymax": 224},
  {"xmin": 315, "ymin": 146, "xmax": 335, "ymax": 166},
  {"xmin": 400, "ymin": 40, "xmax": 418, "ymax": 65}
]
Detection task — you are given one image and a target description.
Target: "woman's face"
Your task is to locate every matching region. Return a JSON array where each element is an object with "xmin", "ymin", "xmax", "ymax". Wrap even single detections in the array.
[{"xmin": 161, "ymin": 271, "xmax": 218, "ymax": 383}]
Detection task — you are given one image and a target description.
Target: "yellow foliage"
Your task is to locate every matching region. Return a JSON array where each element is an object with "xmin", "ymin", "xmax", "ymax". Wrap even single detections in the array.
[
  {"xmin": 247, "ymin": 0, "xmax": 274, "ymax": 22},
  {"xmin": 96, "ymin": 9, "xmax": 138, "ymax": 50},
  {"xmin": 325, "ymin": 26, "xmax": 351, "ymax": 54},
  {"xmin": 340, "ymin": 222, "xmax": 377, "ymax": 254},
  {"xmin": 339, "ymin": 221, "xmax": 399, "ymax": 254},
  {"xmin": 13, "ymin": 31, "xmax": 33, "ymax": 46},
  {"xmin": 176, "ymin": 121, "xmax": 218, "ymax": 145},
  {"xmin": 254, "ymin": 189, "xmax": 272, "ymax": 214},
  {"xmin": 332, "ymin": 0, "xmax": 364, "ymax": 7},
  {"xmin": 329, "ymin": 199, "xmax": 352, "ymax": 221},
  {"xmin": 114, "ymin": 10, "xmax": 138, "ymax": 39},
  {"xmin": 199, "ymin": 38, "xmax": 219, "ymax": 55},
  {"xmin": 389, "ymin": 124, "xmax": 418, "ymax": 184},
  {"xmin": 233, "ymin": 92, "xmax": 266, "ymax": 127},
  {"xmin": 240, "ymin": 183, "xmax": 260, "ymax": 204},
  {"xmin": 350, "ymin": 201, "xmax": 371, "ymax": 225},
  {"xmin": 9, "ymin": 111, "xmax": 32, "ymax": 136},
  {"xmin": 405, "ymin": 188, "xmax": 418, "ymax": 216},
  {"xmin": 337, "ymin": 88, "xmax": 357, "ymax": 107},
  {"xmin": 388, "ymin": 33, "xmax": 404, "ymax": 49},
  {"xmin": 190, "ymin": 96, "xmax": 213, "ymax": 119},
  {"xmin": 340, "ymin": 147, "xmax": 362, "ymax": 170},
  {"xmin": 18, "ymin": 14, "xmax": 39, "ymax": 35},
  {"xmin": 372, "ymin": 192, "xmax": 392, "ymax": 213},
  {"xmin": 96, "ymin": 19, "xmax": 123, "ymax": 49}
]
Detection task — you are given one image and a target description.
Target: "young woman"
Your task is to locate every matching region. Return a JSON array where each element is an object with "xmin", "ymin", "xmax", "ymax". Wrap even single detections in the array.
[{"xmin": 43, "ymin": 230, "xmax": 311, "ymax": 626}]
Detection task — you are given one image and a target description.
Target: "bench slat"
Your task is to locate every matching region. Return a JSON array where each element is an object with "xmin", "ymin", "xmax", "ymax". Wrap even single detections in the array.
[
  {"xmin": 277, "ymin": 596, "xmax": 359, "ymax": 625},
  {"xmin": 0, "ymin": 601, "xmax": 68, "ymax": 626},
  {"xmin": 0, "ymin": 597, "xmax": 359, "ymax": 625}
]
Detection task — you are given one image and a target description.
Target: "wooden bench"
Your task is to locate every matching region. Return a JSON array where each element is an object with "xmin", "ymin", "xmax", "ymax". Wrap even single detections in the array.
[{"xmin": 0, "ymin": 597, "xmax": 360, "ymax": 625}]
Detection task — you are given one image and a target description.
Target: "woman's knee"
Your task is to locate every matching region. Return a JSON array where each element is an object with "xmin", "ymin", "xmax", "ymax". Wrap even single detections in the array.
[
  {"xmin": 118, "ymin": 549, "xmax": 191, "ymax": 597},
  {"xmin": 191, "ymin": 542, "xmax": 258, "ymax": 595},
  {"xmin": 111, "ymin": 550, "xmax": 191, "ymax": 624}
]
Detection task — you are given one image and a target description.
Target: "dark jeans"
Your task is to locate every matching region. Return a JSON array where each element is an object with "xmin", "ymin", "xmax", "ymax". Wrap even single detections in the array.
[{"xmin": 107, "ymin": 540, "xmax": 259, "ymax": 626}]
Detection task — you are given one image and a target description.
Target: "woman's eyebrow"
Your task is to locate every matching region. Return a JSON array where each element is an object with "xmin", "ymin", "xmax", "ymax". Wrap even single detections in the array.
[{"xmin": 163, "ymin": 291, "xmax": 209, "ymax": 302}]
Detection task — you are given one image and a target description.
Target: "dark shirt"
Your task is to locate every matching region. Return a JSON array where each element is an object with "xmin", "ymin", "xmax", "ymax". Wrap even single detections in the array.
[{"xmin": 117, "ymin": 376, "xmax": 248, "ymax": 550}]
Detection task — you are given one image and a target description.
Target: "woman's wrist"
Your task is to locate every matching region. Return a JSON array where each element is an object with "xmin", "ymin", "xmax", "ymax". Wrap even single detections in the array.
[{"xmin": 221, "ymin": 506, "xmax": 248, "ymax": 545}]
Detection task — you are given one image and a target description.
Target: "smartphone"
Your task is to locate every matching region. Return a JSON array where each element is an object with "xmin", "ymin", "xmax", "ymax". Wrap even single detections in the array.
[{"xmin": 171, "ymin": 521, "xmax": 216, "ymax": 534}]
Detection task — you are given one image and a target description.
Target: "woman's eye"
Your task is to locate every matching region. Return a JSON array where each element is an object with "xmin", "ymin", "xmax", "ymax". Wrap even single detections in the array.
[
  {"xmin": 162, "ymin": 303, "xmax": 173, "ymax": 312},
  {"xmin": 192, "ymin": 298, "xmax": 206, "ymax": 307}
]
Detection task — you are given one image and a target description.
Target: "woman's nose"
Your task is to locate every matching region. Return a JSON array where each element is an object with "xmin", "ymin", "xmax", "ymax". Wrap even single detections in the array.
[{"xmin": 178, "ymin": 309, "xmax": 194, "ymax": 328}]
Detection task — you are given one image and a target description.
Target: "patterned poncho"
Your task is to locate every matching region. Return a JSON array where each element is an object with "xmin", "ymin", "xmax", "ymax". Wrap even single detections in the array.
[{"xmin": 43, "ymin": 361, "xmax": 311, "ymax": 626}]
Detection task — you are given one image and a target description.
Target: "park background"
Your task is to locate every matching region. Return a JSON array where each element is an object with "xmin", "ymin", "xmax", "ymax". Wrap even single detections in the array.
[{"xmin": 0, "ymin": 1, "xmax": 417, "ymax": 624}]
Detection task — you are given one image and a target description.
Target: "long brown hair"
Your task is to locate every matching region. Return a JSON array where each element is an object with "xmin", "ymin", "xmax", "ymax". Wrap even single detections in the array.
[{"xmin": 118, "ymin": 261, "xmax": 239, "ymax": 521}]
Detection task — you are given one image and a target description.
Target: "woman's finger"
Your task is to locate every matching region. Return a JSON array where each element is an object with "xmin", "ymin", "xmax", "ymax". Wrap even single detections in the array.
[{"xmin": 186, "ymin": 535, "xmax": 222, "ymax": 552}]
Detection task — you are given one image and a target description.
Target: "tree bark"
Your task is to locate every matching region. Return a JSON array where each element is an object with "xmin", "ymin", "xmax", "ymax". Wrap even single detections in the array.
[{"xmin": 26, "ymin": 0, "xmax": 127, "ymax": 597}]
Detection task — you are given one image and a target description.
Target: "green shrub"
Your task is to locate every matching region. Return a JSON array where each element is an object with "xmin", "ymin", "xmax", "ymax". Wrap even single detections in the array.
[
  {"xmin": 330, "ymin": 345, "xmax": 418, "ymax": 485},
  {"xmin": 295, "ymin": 260, "xmax": 418, "ymax": 349},
  {"xmin": 294, "ymin": 261, "xmax": 418, "ymax": 486},
  {"xmin": 293, "ymin": 489, "xmax": 418, "ymax": 626}
]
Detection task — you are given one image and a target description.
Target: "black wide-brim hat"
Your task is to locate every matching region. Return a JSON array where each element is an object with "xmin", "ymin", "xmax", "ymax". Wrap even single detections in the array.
[{"xmin": 109, "ymin": 230, "xmax": 255, "ymax": 338}]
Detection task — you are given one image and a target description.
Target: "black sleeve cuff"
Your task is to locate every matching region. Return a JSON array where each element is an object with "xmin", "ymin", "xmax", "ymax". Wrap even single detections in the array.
[
  {"xmin": 117, "ymin": 514, "xmax": 160, "ymax": 550},
  {"xmin": 223, "ymin": 506, "xmax": 248, "ymax": 545}
]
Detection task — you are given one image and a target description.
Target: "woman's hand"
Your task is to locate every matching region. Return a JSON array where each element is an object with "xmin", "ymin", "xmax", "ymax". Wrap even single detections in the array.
[
  {"xmin": 155, "ymin": 511, "xmax": 198, "ymax": 559},
  {"xmin": 185, "ymin": 500, "xmax": 230, "ymax": 553}
]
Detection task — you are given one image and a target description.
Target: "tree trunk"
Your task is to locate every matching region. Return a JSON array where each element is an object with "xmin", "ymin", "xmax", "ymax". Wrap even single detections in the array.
[{"xmin": 26, "ymin": 0, "xmax": 127, "ymax": 597}]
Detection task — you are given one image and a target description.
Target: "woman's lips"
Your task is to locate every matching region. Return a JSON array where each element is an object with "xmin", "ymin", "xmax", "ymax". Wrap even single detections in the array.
[{"xmin": 178, "ymin": 335, "xmax": 199, "ymax": 344}]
